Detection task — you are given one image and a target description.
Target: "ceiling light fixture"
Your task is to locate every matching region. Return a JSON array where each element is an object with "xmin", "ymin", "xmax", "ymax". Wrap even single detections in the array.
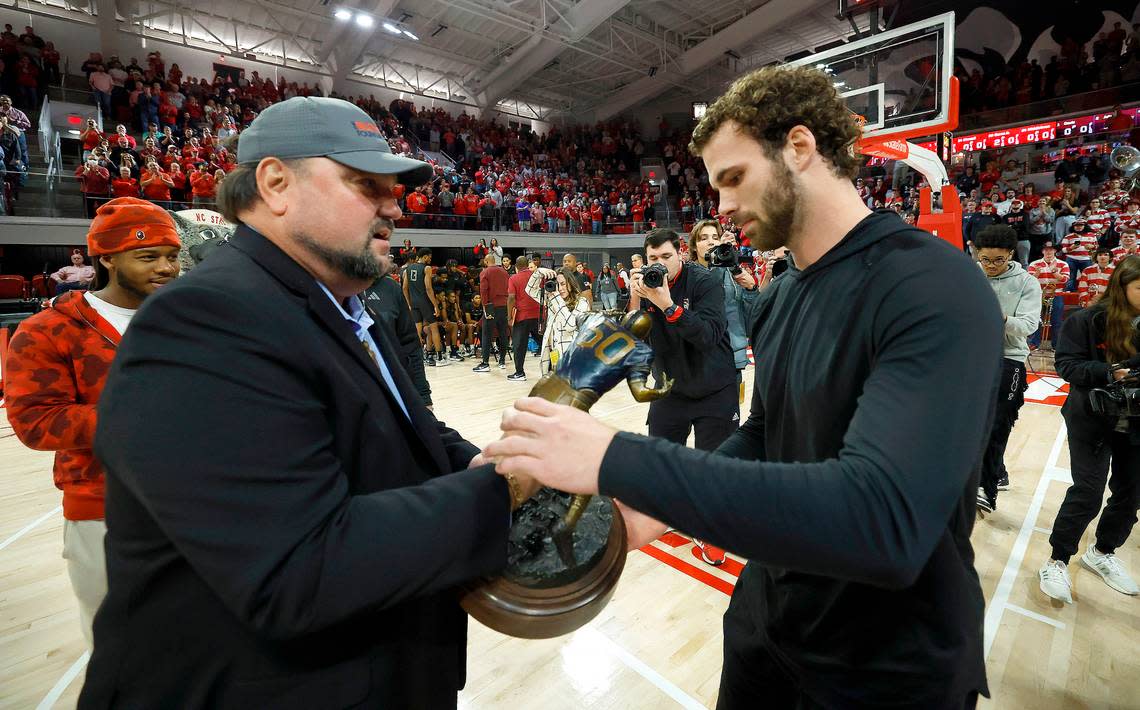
[
  {"xmin": 382, "ymin": 21, "xmax": 402, "ymax": 34},
  {"xmin": 356, "ymin": 13, "xmax": 374, "ymax": 28},
  {"xmin": 401, "ymin": 28, "xmax": 419, "ymax": 40},
  {"xmin": 334, "ymin": 8, "xmax": 351, "ymax": 20}
]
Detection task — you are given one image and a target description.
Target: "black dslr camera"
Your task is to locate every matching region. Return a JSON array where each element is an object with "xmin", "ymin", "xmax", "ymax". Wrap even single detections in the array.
[
  {"xmin": 641, "ymin": 263, "xmax": 669, "ymax": 289},
  {"xmin": 1089, "ymin": 370, "xmax": 1140, "ymax": 417},
  {"xmin": 544, "ymin": 278, "xmax": 558, "ymax": 293},
  {"xmin": 707, "ymin": 242, "xmax": 742, "ymax": 275}
]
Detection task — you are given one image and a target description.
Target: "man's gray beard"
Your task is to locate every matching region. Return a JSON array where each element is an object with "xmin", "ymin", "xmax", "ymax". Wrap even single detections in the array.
[{"xmin": 293, "ymin": 229, "xmax": 390, "ymax": 282}]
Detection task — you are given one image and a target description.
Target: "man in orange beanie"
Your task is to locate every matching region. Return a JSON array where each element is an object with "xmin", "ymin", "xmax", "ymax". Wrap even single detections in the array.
[{"xmin": 3, "ymin": 197, "xmax": 180, "ymax": 647}]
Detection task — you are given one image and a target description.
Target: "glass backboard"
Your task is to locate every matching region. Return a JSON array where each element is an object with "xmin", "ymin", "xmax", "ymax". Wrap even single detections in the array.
[{"xmin": 787, "ymin": 12, "xmax": 955, "ymax": 141}]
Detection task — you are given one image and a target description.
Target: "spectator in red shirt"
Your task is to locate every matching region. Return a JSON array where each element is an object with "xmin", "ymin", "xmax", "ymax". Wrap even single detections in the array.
[
  {"xmin": 631, "ymin": 200, "xmax": 646, "ymax": 232},
  {"xmin": 166, "ymin": 161, "xmax": 187, "ymax": 207},
  {"xmin": 111, "ymin": 166, "xmax": 139, "ymax": 198},
  {"xmin": 140, "ymin": 159, "xmax": 173, "ymax": 206},
  {"xmin": 473, "ymin": 253, "xmax": 511, "ymax": 372},
  {"xmin": 506, "ymin": 254, "xmax": 542, "ymax": 381},
  {"xmin": 406, "ymin": 186, "xmax": 428, "ymax": 228},
  {"xmin": 76, "ymin": 158, "xmax": 111, "ymax": 218},
  {"xmin": 15, "ymin": 55, "xmax": 39, "ymax": 109},
  {"xmin": 590, "ymin": 200, "xmax": 604, "ymax": 234},
  {"xmin": 80, "ymin": 118, "xmax": 103, "ymax": 159},
  {"xmin": 189, "ymin": 165, "xmax": 217, "ymax": 206},
  {"xmin": 112, "ymin": 124, "xmax": 136, "ymax": 149}
]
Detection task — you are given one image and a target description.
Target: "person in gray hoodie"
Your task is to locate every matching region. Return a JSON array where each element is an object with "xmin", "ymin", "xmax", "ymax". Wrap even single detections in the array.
[{"xmin": 974, "ymin": 224, "xmax": 1043, "ymax": 515}]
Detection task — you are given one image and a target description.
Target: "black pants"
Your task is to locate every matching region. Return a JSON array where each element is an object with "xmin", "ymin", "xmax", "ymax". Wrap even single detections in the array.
[
  {"xmin": 980, "ymin": 358, "xmax": 1027, "ymax": 500},
  {"xmin": 1049, "ymin": 429, "xmax": 1140, "ymax": 563},
  {"xmin": 647, "ymin": 379, "xmax": 739, "ymax": 451},
  {"xmin": 480, "ymin": 305, "xmax": 509, "ymax": 365},
  {"xmin": 511, "ymin": 318, "xmax": 540, "ymax": 376},
  {"xmin": 718, "ymin": 575, "xmax": 979, "ymax": 710}
]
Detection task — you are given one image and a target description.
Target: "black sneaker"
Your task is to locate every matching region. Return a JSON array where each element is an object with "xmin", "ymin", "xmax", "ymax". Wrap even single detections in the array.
[
  {"xmin": 976, "ymin": 487, "xmax": 995, "ymax": 517},
  {"xmin": 996, "ymin": 474, "xmax": 1010, "ymax": 490},
  {"xmin": 472, "ymin": 362, "xmax": 490, "ymax": 373},
  {"xmin": 425, "ymin": 355, "xmax": 436, "ymax": 368},
  {"xmin": 498, "ymin": 361, "xmax": 507, "ymax": 369},
  {"xmin": 507, "ymin": 373, "xmax": 526, "ymax": 381},
  {"xmin": 448, "ymin": 350, "xmax": 464, "ymax": 362}
]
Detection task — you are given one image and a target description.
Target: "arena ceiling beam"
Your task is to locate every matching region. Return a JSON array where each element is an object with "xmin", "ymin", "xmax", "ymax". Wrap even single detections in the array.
[
  {"xmin": 324, "ymin": 0, "xmax": 397, "ymax": 92},
  {"xmin": 467, "ymin": 0, "xmax": 631, "ymax": 117},
  {"xmin": 591, "ymin": 0, "xmax": 809, "ymax": 120}
]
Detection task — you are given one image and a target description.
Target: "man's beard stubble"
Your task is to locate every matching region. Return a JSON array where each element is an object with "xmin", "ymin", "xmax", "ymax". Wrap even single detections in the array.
[
  {"xmin": 742, "ymin": 156, "xmax": 799, "ymax": 253},
  {"xmin": 294, "ymin": 218, "xmax": 395, "ymax": 283}
]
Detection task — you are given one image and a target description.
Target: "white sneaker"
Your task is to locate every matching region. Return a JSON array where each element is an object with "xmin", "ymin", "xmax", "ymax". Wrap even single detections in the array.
[
  {"xmin": 1039, "ymin": 560, "xmax": 1073, "ymax": 604},
  {"xmin": 1081, "ymin": 546, "xmax": 1140, "ymax": 596}
]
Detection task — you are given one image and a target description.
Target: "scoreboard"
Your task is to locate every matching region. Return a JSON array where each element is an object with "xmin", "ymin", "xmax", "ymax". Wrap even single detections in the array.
[{"xmin": 913, "ymin": 108, "xmax": 1139, "ymax": 155}]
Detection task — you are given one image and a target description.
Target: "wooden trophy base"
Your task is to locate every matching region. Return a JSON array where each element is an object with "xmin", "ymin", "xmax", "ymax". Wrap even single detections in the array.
[{"xmin": 461, "ymin": 492, "xmax": 627, "ymax": 639}]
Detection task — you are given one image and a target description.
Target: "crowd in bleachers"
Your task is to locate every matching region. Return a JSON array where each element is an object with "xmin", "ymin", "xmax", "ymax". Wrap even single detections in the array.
[
  {"xmin": 958, "ymin": 23, "xmax": 1140, "ymax": 115},
  {"xmin": 66, "ymin": 43, "xmax": 666, "ymax": 235}
]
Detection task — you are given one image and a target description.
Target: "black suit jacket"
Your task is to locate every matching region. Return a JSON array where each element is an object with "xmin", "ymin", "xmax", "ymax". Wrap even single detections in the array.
[{"xmin": 80, "ymin": 226, "xmax": 509, "ymax": 709}]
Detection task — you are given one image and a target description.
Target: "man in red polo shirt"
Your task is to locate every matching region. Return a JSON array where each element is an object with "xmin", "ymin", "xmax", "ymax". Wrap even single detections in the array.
[
  {"xmin": 506, "ymin": 254, "xmax": 541, "ymax": 382},
  {"xmin": 472, "ymin": 253, "xmax": 511, "ymax": 372}
]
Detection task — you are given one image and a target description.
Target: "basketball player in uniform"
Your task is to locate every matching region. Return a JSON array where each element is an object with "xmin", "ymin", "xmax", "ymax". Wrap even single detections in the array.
[{"xmin": 403, "ymin": 247, "xmax": 449, "ymax": 366}]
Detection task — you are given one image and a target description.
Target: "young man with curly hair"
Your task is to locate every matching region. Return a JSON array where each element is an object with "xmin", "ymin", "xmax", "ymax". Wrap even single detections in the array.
[{"xmin": 484, "ymin": 65, "xmax": 1000, "ymax": 708}]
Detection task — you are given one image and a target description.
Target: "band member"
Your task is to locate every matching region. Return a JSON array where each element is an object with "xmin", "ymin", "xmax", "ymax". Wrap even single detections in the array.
[{"xmin": 1028, "ymin": 242, "xmax": 1070, "ymax": 350}]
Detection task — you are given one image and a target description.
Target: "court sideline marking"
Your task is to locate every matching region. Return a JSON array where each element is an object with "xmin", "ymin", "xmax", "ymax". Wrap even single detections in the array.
[
  {"xmin": 36, "ymin": 650, "xmax": 90, "ymax": 710},
  {"xmin": 983, "ymin": 422, "xmax": 1068, "ymax": 658},
  {"xmin": 0, "ymin": 504, "xmax": 62, "ymax": 552},
  {"xmin": 577, "ymin": 627, "xmax": 707, "ymax": 709}
]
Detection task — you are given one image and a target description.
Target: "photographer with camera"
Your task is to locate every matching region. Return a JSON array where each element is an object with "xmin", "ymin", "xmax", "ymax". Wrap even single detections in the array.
[
  {"xmin": 1039, "ymin": 255, "xmax": 1140, "ymax": 603},
  {"xmin": 691, "ymin": 219, "xmax": 761, "ymax": 376},
  {"xmin": 628, "ymin": 228, "xmax": 738, "ymax": 451},
  {"xmin": 525, "ymin": 265, "xmax": 591, "ymax": 374},
  {"xmin": 973, "ymin": 225, "xmax": 1042, "ymax": 516}
]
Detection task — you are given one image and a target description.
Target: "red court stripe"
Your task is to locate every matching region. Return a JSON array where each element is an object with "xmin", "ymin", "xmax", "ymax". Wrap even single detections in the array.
[
  {"xmin": 688, "ymin": 545, "xmax": 745, "ymax": 577},
  {"xmin": 657, "ymin": 531, "xmax": 690, "ymax": 548},
  {"xmin": 639, "ymin": 543, "xmax": 736, "ymax": 596}
]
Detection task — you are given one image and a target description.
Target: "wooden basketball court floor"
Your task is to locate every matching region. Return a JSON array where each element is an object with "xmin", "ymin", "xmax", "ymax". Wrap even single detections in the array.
[{"xmin": 1, "ymin": 360, "xmax": 1138, "ymax": 709}]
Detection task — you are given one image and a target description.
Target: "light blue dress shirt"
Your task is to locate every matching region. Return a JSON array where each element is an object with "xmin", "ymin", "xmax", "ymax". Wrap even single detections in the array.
[{"xmin": 317, "ymin": 281, "xmax": 412, "ymax": 422}]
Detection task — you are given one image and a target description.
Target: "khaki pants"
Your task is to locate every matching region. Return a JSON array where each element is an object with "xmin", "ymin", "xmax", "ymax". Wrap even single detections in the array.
[{"xmin": 62, "ymin": 519, "xmax": 107, "ymax": 648}]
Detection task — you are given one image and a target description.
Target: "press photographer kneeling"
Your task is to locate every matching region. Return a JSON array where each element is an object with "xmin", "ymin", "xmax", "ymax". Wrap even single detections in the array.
[
  {"xmin": 628, "ymin": 228, "xmax": 738, "ymax": 451},
  {"xmin": 1039, "ymin": 255, "xmax": 1140, "ymax": 604}
]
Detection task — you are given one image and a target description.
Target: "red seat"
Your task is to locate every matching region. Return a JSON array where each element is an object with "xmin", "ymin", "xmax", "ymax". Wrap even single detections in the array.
[
  {"xmin": 0, "ymin": 275, "xmax": 27, "ymax": 299},
  {"xmin": 31, "ymin": 274, "xmax": 56, "ymax": 298}
]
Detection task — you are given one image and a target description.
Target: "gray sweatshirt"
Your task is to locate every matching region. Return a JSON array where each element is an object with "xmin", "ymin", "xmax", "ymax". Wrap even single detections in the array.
[{"xmin": 984, "ymin": 261, "xmax": 1042, "ymax": 361}]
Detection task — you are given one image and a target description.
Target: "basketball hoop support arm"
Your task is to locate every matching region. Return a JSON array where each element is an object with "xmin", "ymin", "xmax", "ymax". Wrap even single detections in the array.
[{"xmin": 856, "ymin": 77, "xmax": 963, "ymax": 248}]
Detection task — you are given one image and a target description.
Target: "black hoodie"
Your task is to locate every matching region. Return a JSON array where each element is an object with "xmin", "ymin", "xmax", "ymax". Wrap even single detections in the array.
[{"xmin": 600, "ymin": 211, "xmax": 1001, "ymax": 706}]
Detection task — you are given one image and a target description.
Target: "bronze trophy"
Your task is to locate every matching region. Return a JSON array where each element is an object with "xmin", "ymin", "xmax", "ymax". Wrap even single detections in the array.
[{"xmin": 461, "ymin": 310, "xmax": 672, "ymax": 639}]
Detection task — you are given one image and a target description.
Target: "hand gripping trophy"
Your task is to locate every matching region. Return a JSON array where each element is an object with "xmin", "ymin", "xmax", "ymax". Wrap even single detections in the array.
[{"xmin": 462, "ymin": 310, "xmax": 672, "ymax": 638}]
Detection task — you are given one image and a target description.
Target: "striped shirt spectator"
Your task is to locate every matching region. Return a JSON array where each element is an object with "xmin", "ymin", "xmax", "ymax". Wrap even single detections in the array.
[
  {"xmin": 1028, "ymin": 250, "xmax": 1070, "ymax": 295},
  {"xmin": 1077, "ymin": 253, "xmax": 1114, "ymax": 307}
]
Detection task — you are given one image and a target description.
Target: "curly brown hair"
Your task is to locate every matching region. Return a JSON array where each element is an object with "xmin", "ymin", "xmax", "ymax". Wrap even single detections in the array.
[{"xmin": 689, "ymin": 65, "xmax": 862, "ymax": 180}]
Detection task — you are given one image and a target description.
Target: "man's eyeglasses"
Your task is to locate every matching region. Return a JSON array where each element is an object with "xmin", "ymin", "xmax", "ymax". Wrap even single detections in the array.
[{"xmin": 979, "ymin": 256, "xmax": 1009, "ymax": 267}]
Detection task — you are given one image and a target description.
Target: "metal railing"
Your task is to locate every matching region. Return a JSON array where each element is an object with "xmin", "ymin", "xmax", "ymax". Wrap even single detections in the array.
[{"xmin": 958, "ymin": 82, "xmax": 1140, "ymax": 133}]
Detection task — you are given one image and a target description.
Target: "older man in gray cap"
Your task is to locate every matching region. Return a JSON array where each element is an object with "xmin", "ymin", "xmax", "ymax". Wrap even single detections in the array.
[{"xmin": 80, "ymin": 97, "xmax": 538, "ymax": 709}]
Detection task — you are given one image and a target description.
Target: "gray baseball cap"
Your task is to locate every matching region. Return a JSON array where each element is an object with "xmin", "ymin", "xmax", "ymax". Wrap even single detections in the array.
[{"xmin": 236, "ymin": 96, "xmax": 433, "ymax": 186}]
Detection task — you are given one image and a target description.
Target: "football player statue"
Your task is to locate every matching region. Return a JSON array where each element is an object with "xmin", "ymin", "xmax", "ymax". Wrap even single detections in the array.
[{"xmin": 462, "ymin": 310, "xmax": 672, "ymax": 639}]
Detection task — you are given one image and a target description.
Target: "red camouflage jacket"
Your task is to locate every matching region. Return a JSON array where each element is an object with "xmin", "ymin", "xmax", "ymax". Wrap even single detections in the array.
[{"xmin": 4, "ymin": 291, "xmax": 122, "ymax": 520}]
